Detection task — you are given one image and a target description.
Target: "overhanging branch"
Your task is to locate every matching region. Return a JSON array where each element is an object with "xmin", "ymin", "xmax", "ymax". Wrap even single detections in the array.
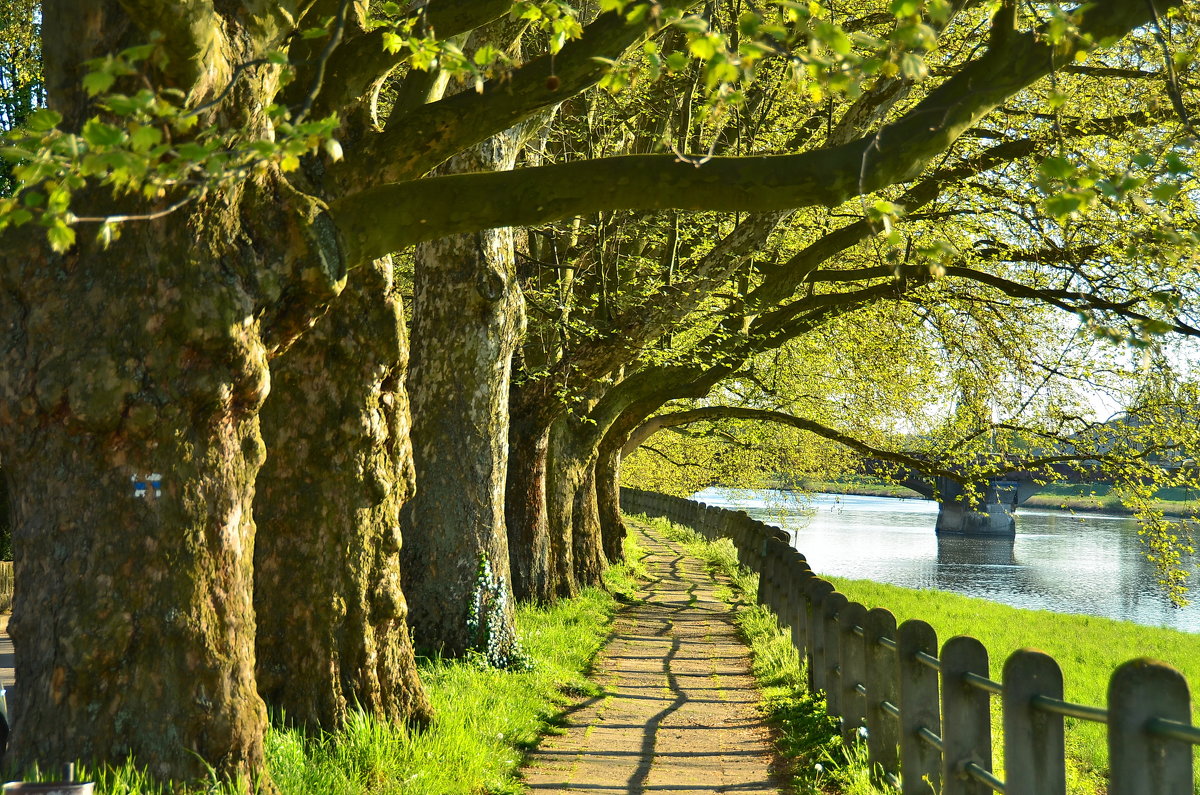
[{"xmin": 332, "ymin": 0, "xmax": 1173, "ymax": 266}]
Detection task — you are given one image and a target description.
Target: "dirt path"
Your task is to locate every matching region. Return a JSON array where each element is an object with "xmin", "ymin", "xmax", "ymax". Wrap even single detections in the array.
[{"xmin": 522, "ymin": 520, "xmax": 783, "ymax": 794}]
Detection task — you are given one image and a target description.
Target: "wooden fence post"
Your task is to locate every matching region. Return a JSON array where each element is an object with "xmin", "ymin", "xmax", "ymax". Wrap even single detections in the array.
[
  {"xmin": 839, "ymin": 601, "xmax": 868, "ymax": 743},
  {"xmin": 1003, "ymin": 649, "xmax": 1065, "ymax": 795},
  {"xmin": 898, "ymin": 619, "xmax": 941, "ymax": 795},
  {"xmin": 790, "ymin": 561, "xmax": 813, "ymax": 661},
  {"xmin": 756, "ymin": 536, "xmax": 776, "ymax": 607},
  {"xmin": 1109, "ymin": 658, "xmax": 1194, "ymax": 795},
  {"xmin": 823, "ymin": 592, "xmax": 848, "ymax": 718},
  {"xmin": 776, "ymin": 548, "xmax": 801, "ymax": 635},
  {"xmin": 940, "ymin": 636, "xmax": 992, "ymax": 795},
  {"xmin": 806, "ymin": 579, "xmax": 834, "ymax": 692},
  {"xmin": 864, "ymin": 607, "xmax": 900, "ymax": 785}
]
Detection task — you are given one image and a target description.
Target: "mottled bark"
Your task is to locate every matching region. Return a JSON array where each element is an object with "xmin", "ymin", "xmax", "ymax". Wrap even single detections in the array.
[
  {"xmin": 255, "ymin": 258, "xmax": 430, "ymax": 731},
  {"xmin": 545, "ymin": 419, "xmax": 585, "ymax": 600},
  {"xmin": 0, "ymin": 4, "xmax": 350, "ymax": 780},
  {"xmin": 402, "ymin": 131, "xmax": 526, "ymax": 660},
  {"xmin": 572, "ymin": 464, "xmax": 607, "ymax": 589},
  {"xmin": 0, "ymin": 466, "xmax": 10, "ymax": 560},
  {"xmin": 0, "ymin": 198, "xmax": 303, "ymax": 780},
  {"xmin": 506, "ymin": 415, "xmax": 553, "ymax": 603},
  {"xmin": 597, "ymin": 430, "xmax": 629, "ymax": 564}
]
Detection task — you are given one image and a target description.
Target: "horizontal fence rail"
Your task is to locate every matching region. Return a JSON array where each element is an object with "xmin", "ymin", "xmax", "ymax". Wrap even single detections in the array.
[{"xmin": 621, "ymin": 488, "xmax": 1199, "ymax": 795}]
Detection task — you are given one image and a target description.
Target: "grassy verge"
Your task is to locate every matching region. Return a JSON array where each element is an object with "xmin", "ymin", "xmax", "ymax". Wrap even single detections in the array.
[
  {"xmin": 827, "ymin": 576, "xmax": 1200, "ymax": 793},
  {"xmin": 635, "ymin": 513, "xmax": 1200, "ymax": 794},
  {"xmin": 35, "ymin": 536, "xmax": 648, "ymax": 794},
  {"xmin": 635, "ymin": 513, "xmax": 882, "ymax": 794}
]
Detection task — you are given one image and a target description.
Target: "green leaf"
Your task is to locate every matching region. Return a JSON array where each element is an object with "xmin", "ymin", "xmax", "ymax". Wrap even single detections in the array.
[
  {"xmin": 82, "ymin": 119, "xmax": 128, "ymax": 148},
  {"xmin": 1038, "ymin": 156, "xmax": 1076, "ymax": 181},
  {"xmin": 47, "ymin": 221, "xmax": 76, "ymax": 253},
  {"xmin": 474, "ymin": 44, "xmax": 500, "ymax": 66},
  {"xmin": 119, "ymin": 44, "xmax": 157, "ymax": 62},
  {"xmin": 899, "ymin": 52, "xmax": 928, "ymax": 81},
  {"xmin": 382, "ymin": 32, "xmax": 404, "ymax": 55},
  {"xmin": 82, "ymin": 70, "xmax": 116, "ymax": 97},
  {"xmin": 0, "ymin": 146, "xmax": 32, "ymax": 162},
  {"xmin": 1150, "ymin": 182, "xmax": 1180, "ymax": 202},
  {"xmin": 26, "ymin": 109, "xmax": 62, "ymax": 133},
  {"xmin": 130, "ymin": 125, "xmax": 163, "ymax": 152},
  {"xmin": 890, "ymin": 0, "xmax": 920, "ymax": 17},
  {"xmin": 103, "ymin": 94, "xmax": 140, "ymax": 116}
]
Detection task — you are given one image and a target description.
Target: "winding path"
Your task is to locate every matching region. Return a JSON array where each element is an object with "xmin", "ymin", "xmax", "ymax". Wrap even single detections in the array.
[{"xmin": 522, "ymin": 520, "xmax": 783, "ymax": 794}]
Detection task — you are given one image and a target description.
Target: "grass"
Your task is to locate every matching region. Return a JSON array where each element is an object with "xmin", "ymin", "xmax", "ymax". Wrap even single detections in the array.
[
  {"xmin": 1021, "ymin": 482, "xmax": 1200, "ymax": 516},
  {"xmin": 826, "ymin": 575, "xmax": 1200, "ymax": 793},
  {"xmin": 634, "ymin": 512, "xmax": 1200, "ymax": 795},
  {"xmin": 27, "ymin": 535, "xmax": 648, "ymax": 794},
  {"xmin": 635, "ymin": 513, "xmax": 883, "ymax": 794}
]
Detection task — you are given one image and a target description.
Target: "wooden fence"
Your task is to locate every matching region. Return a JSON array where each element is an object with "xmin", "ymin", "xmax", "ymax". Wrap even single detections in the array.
[{"xmin": 620, "ymin": 487, "xmax": 1200, "ymax": 795}]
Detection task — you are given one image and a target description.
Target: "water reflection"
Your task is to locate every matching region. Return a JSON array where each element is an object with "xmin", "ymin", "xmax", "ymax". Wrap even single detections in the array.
[
  {"xmin": 692, "ymin": 487, "xmax": 1200, "ymax": 633},
  {"xmin": 936, "ymin": 534, "xmax": 1016, "ymax": 567}
]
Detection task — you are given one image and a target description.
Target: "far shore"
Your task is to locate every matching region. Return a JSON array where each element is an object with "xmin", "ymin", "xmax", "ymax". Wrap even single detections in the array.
[{"xmin": 751, "ymin": 478, "xmax": 1200, "ymax": 519}]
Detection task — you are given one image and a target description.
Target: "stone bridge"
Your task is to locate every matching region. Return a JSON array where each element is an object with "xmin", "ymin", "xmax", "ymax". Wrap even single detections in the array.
[{"xmin": 865, "ymin": 460, "xmax": 1107, "ymax": 536}]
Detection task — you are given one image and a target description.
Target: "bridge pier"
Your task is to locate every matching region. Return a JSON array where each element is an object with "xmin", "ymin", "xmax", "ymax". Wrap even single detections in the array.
[
  {"xmin": 933, "ymin": 476, "xmax": 1018, "ymax": 536},
  {"xmin": 935, "ymin": 501, "xmax": 1015, "ymax": 535},
  {"xmin": 886, "ymin": 463, "xmax": 1055, "ymax": 537}
]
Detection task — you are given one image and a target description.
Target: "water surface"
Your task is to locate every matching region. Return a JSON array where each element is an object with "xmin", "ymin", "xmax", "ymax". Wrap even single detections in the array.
[{"xmin": 693, "ymin": 487, "xmax": 1200, "ymax": 633}]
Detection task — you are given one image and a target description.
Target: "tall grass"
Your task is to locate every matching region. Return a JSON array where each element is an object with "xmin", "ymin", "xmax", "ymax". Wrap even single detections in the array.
[{"xmin": 19, "ymin": 535, "xmax": 647, "ymax": 794}]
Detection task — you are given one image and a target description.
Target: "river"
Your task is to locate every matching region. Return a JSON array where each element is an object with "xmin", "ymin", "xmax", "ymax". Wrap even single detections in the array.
[{"xmin": 692, "ymin": 487, "xmax": 1200, "ymax": 633}]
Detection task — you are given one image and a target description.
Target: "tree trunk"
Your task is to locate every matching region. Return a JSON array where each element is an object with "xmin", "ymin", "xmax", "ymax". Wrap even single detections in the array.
[
  {"xmin": 596, "ymin": 432, "xmax": 627, "ymax": 564},
  {"xmin": 506, "ymin": 414, "xmax": 554, "ymax": 603},
  {"xmin": 546, "ymin": 418, "xmax": 588, "ymax": 600},
  {"xmin": 0, "ymin": 3, "xmax": 358, "ymax": 780},
  {"xmin": 572, "ymin": 463, "xmax": 607, "ymax": 589},
  {"xmin": 401, "ymin": 130, "xmax": 526, "ymax": 662},
  {"xmin": 255, "ymin": 258, "xmax": 431, "ymax": 732},
  {"xmin": 0, "ymin": 208, "xmax": 309, "ymax": 780},
  {"xmin": 0, "ymin": 466, "xmax": 10, "ymax": 560}
]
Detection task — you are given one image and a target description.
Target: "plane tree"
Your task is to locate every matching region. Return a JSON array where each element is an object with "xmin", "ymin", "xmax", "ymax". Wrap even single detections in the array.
[{"xmin": 0, "ymin": 0, "xmax": 1192, "ymax": 783}]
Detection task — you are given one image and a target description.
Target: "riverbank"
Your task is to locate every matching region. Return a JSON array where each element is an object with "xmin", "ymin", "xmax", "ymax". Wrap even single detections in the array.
[
  {"xmin": 645, "ymin": 511, "xmax": 1200, "ymax": 794},
  {"xmin": 775, "ymin": 477, "xmax": 1200, "ymax": 517},
  {"xmin": 828, "ymin": 575, "xmax": 1200, "ymax": 793}
]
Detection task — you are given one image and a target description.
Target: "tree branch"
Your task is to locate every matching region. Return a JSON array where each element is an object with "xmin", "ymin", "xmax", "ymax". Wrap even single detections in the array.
[
  {"xmin": 624, "ymin": 406, "xmax": 964, "ymax": 480},
  {"xmin": 299, "ymin": 0, "xmax": 513, "ymax": 118},
  {"xmin": 941, "ymin": 265, "xmax": 1200, "ymax": 337},
  {"xmin": 333, "ymin": 0, "xmax": 1172, "ymax": 265},
  {"xmin": 337, "ymin": 4, "xmax": 695, "ymax": 189}
]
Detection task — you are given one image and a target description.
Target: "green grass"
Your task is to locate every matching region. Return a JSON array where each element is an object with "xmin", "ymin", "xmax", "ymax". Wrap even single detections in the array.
[
  {"xmin": 636, "ymin": 513, "xmax": 884, "ymax": 794},
  {"xmin": 636, "ymin": 512, "xmax": 1200, "ymax": 794},
  {"xmin": 826, "ymin": 576, "xmax": 1200, "ymax": 793},
  {"xmin": 1022, "ymin": 482, "xmax": 1200, "ymax": 516},
  {"xmin": 30, "ymin": 535, "xmax": 647, "ymax": 794}
]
